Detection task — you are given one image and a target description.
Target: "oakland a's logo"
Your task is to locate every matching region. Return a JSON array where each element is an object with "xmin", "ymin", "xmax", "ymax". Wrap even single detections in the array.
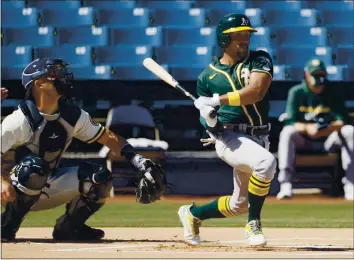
[{"xmin": 241, "ymin": 68, "xmax": 251, "ymax": 86}]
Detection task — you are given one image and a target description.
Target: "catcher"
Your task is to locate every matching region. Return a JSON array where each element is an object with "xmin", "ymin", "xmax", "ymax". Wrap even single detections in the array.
[{"xmin": 1, "ymin": 58, "xmax": 165, "ymax": 241}]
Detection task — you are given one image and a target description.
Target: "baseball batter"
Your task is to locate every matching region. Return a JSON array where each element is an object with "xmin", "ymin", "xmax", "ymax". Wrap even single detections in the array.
[
  {"xmin": 178, "ymin": 14, "xmax": 276, "ymax": 247},
  {"xmin": 1, "ymin": 58, "xmax": 165, "ymax": 241}
]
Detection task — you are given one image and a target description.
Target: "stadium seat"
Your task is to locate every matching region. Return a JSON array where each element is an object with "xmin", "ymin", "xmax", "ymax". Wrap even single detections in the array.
[
  {"xmin": 164, "ymin": 27, "xmax": 216, "ymax": 46},
  {"xmin": 169, "ymin": 66, "xmax": 205, "ymax": 81},
  {"xmin": 94, "ymin": 46, "xmax": 153, "ymax": 66},
  {"xmin": 326, "ymin": 65, "xmax": 349, "ymax": 81},
  {"xmin": 250, "ymin": 27, "xmax": 272, "ymax": 48},
  {"xmin": 34, "ymin": 46, "xmax": 93, "ymax": 67},
  {"xmin": 58, "ymin": 26, "xmax": 109, "ymax": 46},
  {"xmin": 336, "ymin": 47, "xmax": 354, "ymax": 67},
  {"xmin": 248, "ymin": 0, "xmax": 304, "ymax": 10},
  {"xmin": 97, "ymin": 8, "xmax": 151, "ymax": 27},
  {"xmin": 3, "ymin": 27, "xmax": 56, "ymax": 47},
  {"xmin": 194, "ymin": 0, "xmax": 246, "ymax": 11},
  {"xmin": 277, "ymin": 47, "xmax": 334, "ymax": 67},
  {"xmin": 264, "ymin": 9, "xmax": 320, "ymax": 27},
  {"xmin": 2, "ymin": 68, "xmax": 25, "ymax": 80},
  {"xmin": 2, "ymin": 0, "xmax": 25, "ymax": 10},
  {"xmin": 136, "ymin": 0, "xmax": 194, "ymax": 10},
  {"xmin": 83, "ymin": 0, "xmax": 136, "ymax": 9},
  {"xmin": 29, "ymin": 0, "xmax": 81, "ymax": 9},
  {"xmin": 321, "ymin": 10, "xmax": 354, "ymax": 26},
  {"xmin": 155, "ymin": 46, "xmax": 213, "ymax": 67},
  {"xmin": 111, "ymin": 27, "xmax": 163, "ymax": 47},
  {"xmin": 327, "ymin": 27, "xmax": 354, "ymax": 48},
  {"xmin": 307, "ymin": 1, "xmax": 354, "ymax": 11},
  {"xmin": 112, "ymin": 64, "xmax": 169, "ymax": 80},
  {"xmin": 70, "ymin": 65, "xmax": 113, "ymax": 80},
  {"xmin": 151, "ymin": 9, "xmax": 206, "ymax": 28},
  {"xmin": 39, "ymin": 7, "xmax": 96, "ymax": 27},
  {"xmin": 2, "ymin": 7, "xmax": 39, "ymax": 28},
  {"xmin": 271, "ymin": 27, "xmax": 328, "ymax": 47},
  {"xmin": 206, "ymin": 8, "xmax": 263, "ymax": 27},
  {"xmin": 273, "ymin": 65, "xmax": 294, "ymax": 81},
  {"xmin": 2, "ymin": 45, "xmax": 32, "ymax": 68}
]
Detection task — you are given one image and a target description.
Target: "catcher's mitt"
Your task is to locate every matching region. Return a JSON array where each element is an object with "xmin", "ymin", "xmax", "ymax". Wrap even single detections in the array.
[{"xmin": 135, "ymin": 159, "xmax": 166, "ymax": 204}]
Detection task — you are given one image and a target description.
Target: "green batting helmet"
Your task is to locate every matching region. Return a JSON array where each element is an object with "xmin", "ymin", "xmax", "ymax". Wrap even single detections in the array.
[{"xmin": 216, "ymin": 13, "xmax": 257, "ymax": 48}]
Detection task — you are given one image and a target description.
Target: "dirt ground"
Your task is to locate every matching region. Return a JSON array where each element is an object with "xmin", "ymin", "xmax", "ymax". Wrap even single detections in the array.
[{"xmin": 1, "ymin": 195, "xmax": 353, "ymax": 259}]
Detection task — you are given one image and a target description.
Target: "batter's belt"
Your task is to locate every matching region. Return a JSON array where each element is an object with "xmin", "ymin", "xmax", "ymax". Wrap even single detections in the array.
[{"xmin": 223, "ymin": 123, "xmax": 271, "ymax": 136}]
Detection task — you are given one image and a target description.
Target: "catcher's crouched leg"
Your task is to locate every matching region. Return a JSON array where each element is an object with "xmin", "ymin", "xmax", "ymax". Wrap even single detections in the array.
[
  {"xmin": 2, "ymin": 154, "xmax": 50, "ymax": 241},
  {"xmin": 53, "ymin": 161, "xmax": 113, "ymax": 241}
]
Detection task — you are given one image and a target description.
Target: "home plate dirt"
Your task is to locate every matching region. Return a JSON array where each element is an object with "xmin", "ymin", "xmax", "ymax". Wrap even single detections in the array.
[{"xmin": 1, "ymin": 228, "xmax": 353, "ymax": 258}]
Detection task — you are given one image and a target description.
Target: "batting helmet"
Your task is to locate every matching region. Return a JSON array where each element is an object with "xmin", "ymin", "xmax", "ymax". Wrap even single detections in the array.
[{"xmin": 216, "ymin": 13, "xmax": 257, "ymax": 48}]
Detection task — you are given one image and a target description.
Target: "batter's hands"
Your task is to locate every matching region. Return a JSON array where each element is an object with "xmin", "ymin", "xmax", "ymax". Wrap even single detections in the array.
[
  {"xmin": 200, "ymin": 130, "xmax": 217, "ymax": 146},
  {"xmin": 200, "ymin": 105, "xmax": 218, "ymax": 127},
  {"xmin": 1, "ymin": 88, "xmax": 9, "ymax": 101},
  {"xmin": 194, "ymin": 94, "xmax": 220, "ymax": 110},
  {"xmin": 1, "ymin": 179, "xmax": 16, "ymax": 206}
]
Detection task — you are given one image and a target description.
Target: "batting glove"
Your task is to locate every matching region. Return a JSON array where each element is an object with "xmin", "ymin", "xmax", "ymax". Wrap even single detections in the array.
[
  {"xmin": 200, "ymin": 105, "xmax": 218, "ymax": 127},
  {"xmin": 194, "ymin": 94, "xmax": 220, "ymax": 110}
]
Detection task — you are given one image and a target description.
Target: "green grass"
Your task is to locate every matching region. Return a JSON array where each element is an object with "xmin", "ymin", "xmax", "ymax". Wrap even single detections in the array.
[{"xmin": 19, "ymin": 202, "xmax": 354, "ymax": 228}]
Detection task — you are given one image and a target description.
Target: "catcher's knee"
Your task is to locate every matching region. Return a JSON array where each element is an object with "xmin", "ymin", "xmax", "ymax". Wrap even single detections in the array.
[
  {"xmin": 10, "ymin": 154, "xmax": 50, "ymax": 196},
  {"xmin": 78, "ymin": 161, "xmax": 113, "ymax": 202}
]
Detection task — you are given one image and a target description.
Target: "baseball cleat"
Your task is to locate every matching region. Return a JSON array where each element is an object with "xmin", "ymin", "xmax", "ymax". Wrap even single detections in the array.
[
  {"xmin": 276, "ymin": 182, "xmax": 293, "ymax": 200},
  {"xmin": 178, "ymin": 203, "xmax": 201, "ymax": 246},
  {"xmin": 342, "ymin": 177, "xmax": 354, "ymax": 201},
  {"xmin": 245, "ymin": 219, "xmax": 267, "ymax": 247}
]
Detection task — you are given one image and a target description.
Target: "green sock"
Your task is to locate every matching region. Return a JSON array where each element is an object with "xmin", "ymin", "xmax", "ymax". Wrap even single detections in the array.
[
  {"xmin": 190, "ymin": 196, "xmax": 234, "ymax": 220},
  {"xmin": 247, "ymin": 173, "xmax": 271, "ymax": 222}
]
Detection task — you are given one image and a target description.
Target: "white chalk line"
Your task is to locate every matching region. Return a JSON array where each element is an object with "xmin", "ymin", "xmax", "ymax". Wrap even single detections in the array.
[{"xmin": 44, "ymin": 244, "xmax": 158, "ymax": 252}]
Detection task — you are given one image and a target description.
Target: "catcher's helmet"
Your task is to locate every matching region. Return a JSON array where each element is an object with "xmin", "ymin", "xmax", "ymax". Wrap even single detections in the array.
[
  {"xmin": 216, "ymin": 13, "xmax": 257, "ymax": 48},
  {"xmin": 22, "ymin": 58, "xmax": 74, "ymax": 99}
]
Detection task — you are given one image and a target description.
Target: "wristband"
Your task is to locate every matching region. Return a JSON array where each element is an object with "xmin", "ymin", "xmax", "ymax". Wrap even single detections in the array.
[
  {"xmin": 227, "ymin": 91, "xmax": 241, "ymax": 106},
  {"xmin": 120, "ymin": 143, "xmax": 137, "ymax": 161}
]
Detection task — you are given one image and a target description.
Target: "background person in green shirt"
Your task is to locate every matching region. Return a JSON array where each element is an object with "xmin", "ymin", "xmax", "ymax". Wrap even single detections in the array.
[
  {"xmin": 177, "ymin": 13, "xmax": 276, "ymax": 247},
  {"xmin": 277, "ymin": 58, "xmax": 354, "ymax": 201}
]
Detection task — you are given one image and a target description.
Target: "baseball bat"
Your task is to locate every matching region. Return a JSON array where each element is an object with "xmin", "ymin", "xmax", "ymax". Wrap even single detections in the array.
[{"xmin": 142, "ymin": 58, "xmax": 216, "ymax": 117}]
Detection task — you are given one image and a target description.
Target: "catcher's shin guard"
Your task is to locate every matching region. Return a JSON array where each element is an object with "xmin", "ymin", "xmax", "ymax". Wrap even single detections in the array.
[{"xmin": 53, "ymin": 162, "xmax": 112, "ymax": 240}]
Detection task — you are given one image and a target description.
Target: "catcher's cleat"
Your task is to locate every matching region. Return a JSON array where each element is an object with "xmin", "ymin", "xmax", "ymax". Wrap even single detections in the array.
[
  {"xmin": 245, "ymin": 219, "xmax": 267, "ymax": 247},
  {"xmin": 1, "ymin": 231, "xmax": 16, "ymax": 242},
  {"xmin": 52, "ymin": 224, "xmax": 105, "ymax": 241},
  {"xmin": 178, "ymin": 203, "xmax": 201, "ymax": 246}
]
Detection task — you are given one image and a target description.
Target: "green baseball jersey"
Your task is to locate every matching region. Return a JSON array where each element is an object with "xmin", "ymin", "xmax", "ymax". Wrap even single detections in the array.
[
  {"xmin": 197, "ymin": 50, "xmax": 273, "ymax": 128},
  {"xmin": 285, "ymin": 82, "xmax": 349, "ymax": 126}
]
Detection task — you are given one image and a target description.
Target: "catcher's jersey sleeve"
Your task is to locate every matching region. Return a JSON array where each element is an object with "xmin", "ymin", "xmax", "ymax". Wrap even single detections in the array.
[
  {"xmin": 251, "ymin": 50, "xmax": 273, "ymax": 79},
  {"xmin": 73, "ymin": 109, "xmax": 105, "ymax": 143},
  {"xmin": 1, "ymin": 109, "xmax": 32, "ymax": 153}
]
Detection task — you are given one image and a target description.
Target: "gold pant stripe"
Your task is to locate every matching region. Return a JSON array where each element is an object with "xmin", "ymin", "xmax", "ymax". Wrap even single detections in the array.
[
  {"xmin": 218, "ymin": 196, "xmax": 233, "ymax": 217},
  {"xmin": 248, "ymin": 182, "xmax": 270, "ymax": 196},
  {"xmin": 251, "ymin": 173, "xmax": 272, "ymax": 184},
  {"xmin": 249, "ymin": 178, "xmax": 270, "ymax": 189},
  {"xmin": 250, "ymin": 175, "xmax": 271, "ymax": 187}
]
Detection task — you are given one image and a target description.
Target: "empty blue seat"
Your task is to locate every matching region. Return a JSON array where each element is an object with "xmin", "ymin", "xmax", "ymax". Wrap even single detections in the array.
[
  {"xmin": 264, "ymin": 9, "xmax": 320, "ymax": 26},
  {"xmin": 151, "ymin": 9, "xmax": 206, "ymax": 28},
  {"xmin": 165, "ymin": 27, "xmax": 216, "ymax": 46},
  {"xmin": 249, "ymin": 0, "xmax": 304, "ymax": 10},
  {"xmin": 327, "ymin": 26, "xmax": 354, "ymax": 48},
  {"xmin": 2, "ymin": 0, "xmax": 25, "ymax": 10},
  {"xmin": 136, "ymin": 0, "xmax": 193, "ymax": 10},
  {"xmin": 94, "ymin": 46, "xmax": 152, "ymax": 66},
  {"xmin": 112, "ymin": 64, "xmax": 169, "ymax": 80},
  {"xmin": 250, "ymin": 27, "xmax": 271, "ymax": 47},
  {"xmin": 271, "ymin": 27, "xmax": 328, "ymax": 47},
  {"xmin": 326, "ymin": 65, "xmax": 349, "ymax": 81},
  {"xmin": 170, "ymin": 66, "xmax": 205, "ymax": 81},
  {"xmin": 39, "ymin": 7, "xmax": 96, "ymax": 27},
  {"xmin": 58, "ymin": 26, "xmax": 109, "ymax": 46},
  {"xmin": 111, "ymin": 27, "xmax": 163, "ymax": 47},
  {"xmin": 34, "ymin": 46, "xmax": 93, "ymax": 67},
  {"xmin": 322, "ymin": 10, "xmax": 354, "ymax": 26},
  {"xmin": 195, "ymin": 0, "xmax": 246, "ymax": 11},
  {"xmin": 28, "ymin": 0, "xmax": 81, "ymax": 9},
  {"xmin": 83, "ymin": 0, "xmax": 136, "ymax": 9},
  {"xmin": 3, "ymin": 27, "xmax": 56, "ymax": 47},
  {"xmin": 277, "ymin": 47, "xmax": 334, "ymax": 67},
  {"xmin": 2, "ymin": 7, "xmax": 38, "ymax": 28},
  {"xmin": 70, "ymin": 65, "xmax": 112, "ymax": 80},
  {"xmin": 272, "ymin": 65, "xmax": 293, "ymax": 81},
  {"xmin": 2, "ymin": 45, "xmax": 32, "ymax": 68},
  {"xmin": 155, "ymin": 46, "xmax": 213, "ymax": 67},
  {"xmin": 207, "ymin": 8, "xmax": 263, "ymax": 27},
  {"xmin": 336, "ymin": 47, "xmax": 354, "ymax": 67},
  {"xmin": 307, "ymin": 1, "xmax": 354, "ymax": 11},
  {"xmin": 2, "ymin": 68, "xmax": 25, "ymax": 80},
  {"xmin": 97, "ymin": 8, "xmax": 151, "ymax": 27}
]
